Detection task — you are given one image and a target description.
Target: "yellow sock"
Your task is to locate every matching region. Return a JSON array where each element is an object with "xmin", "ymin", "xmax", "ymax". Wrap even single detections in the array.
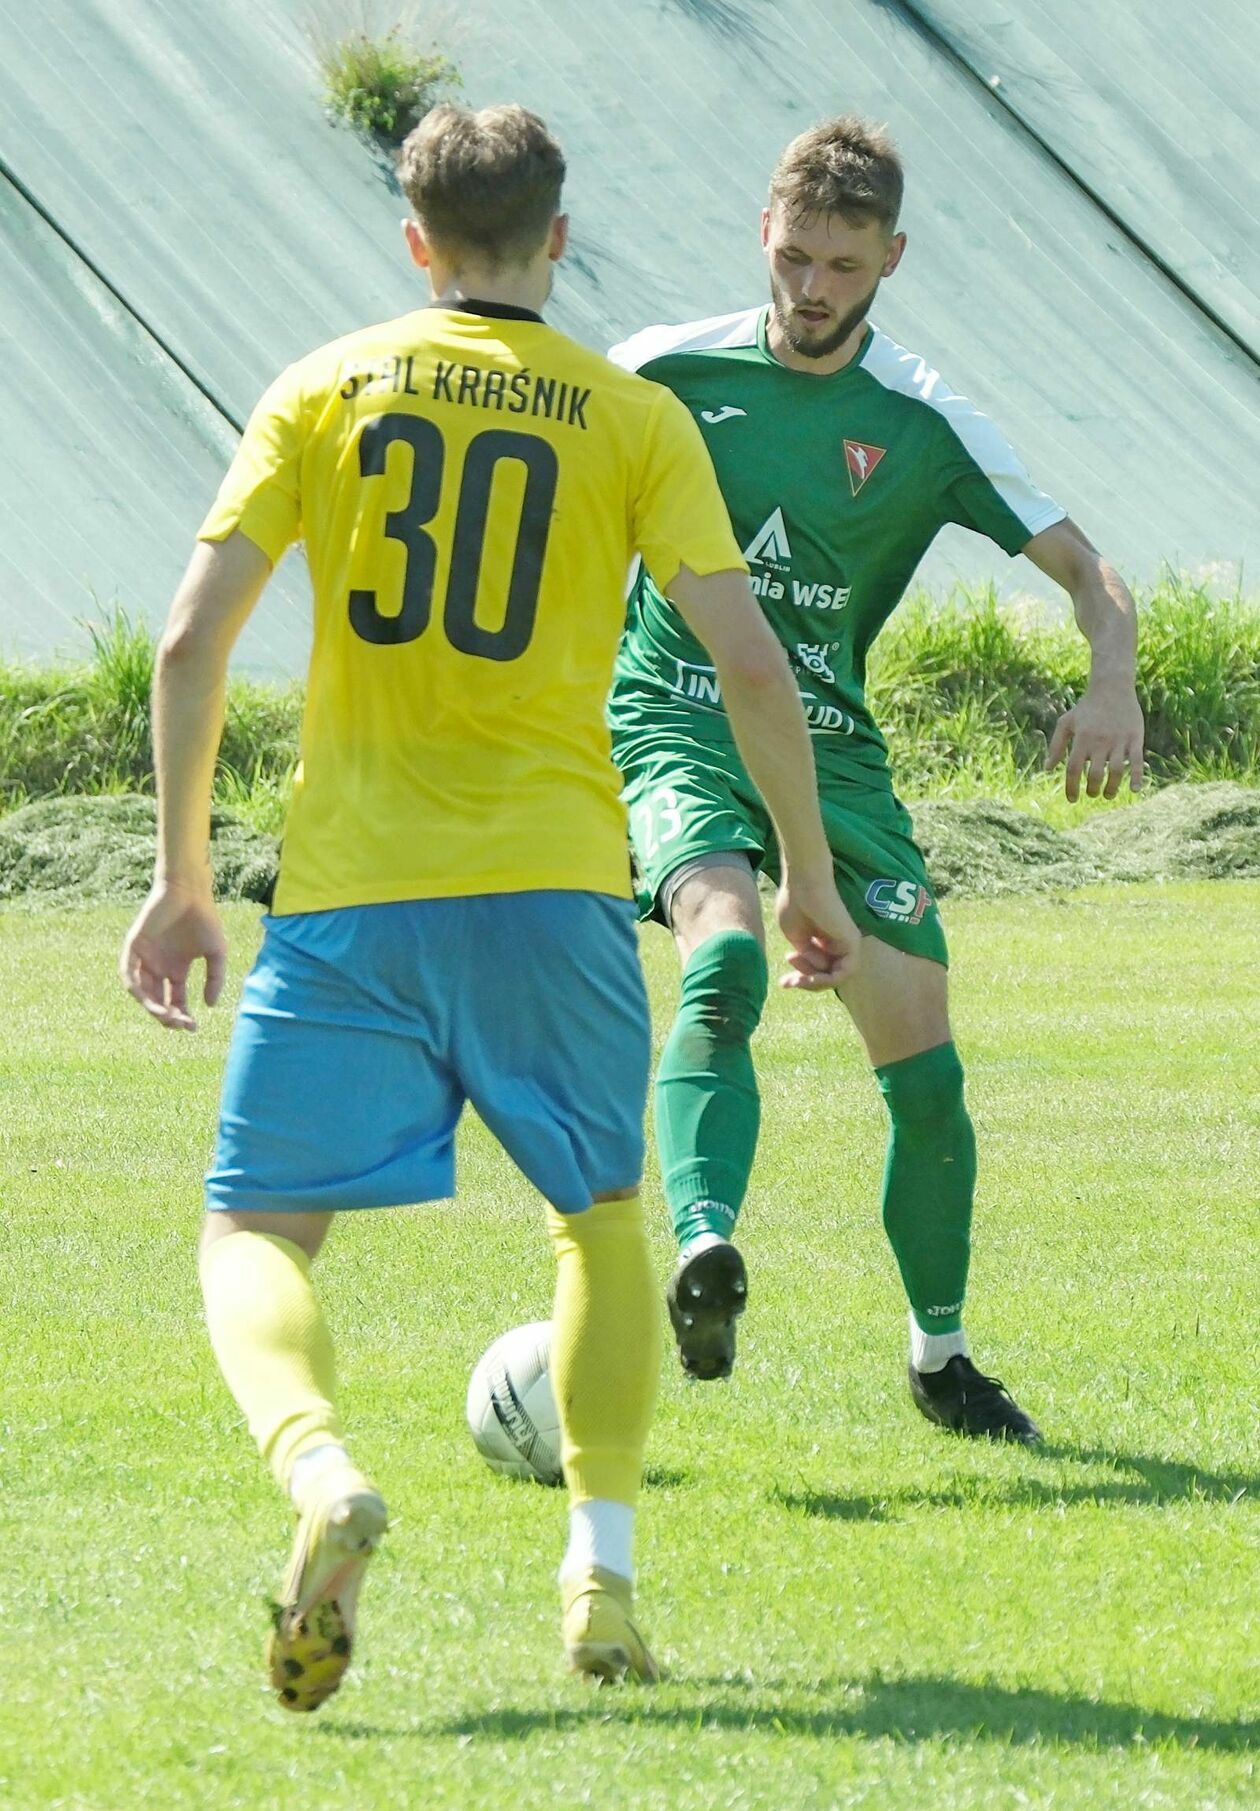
[
  {"xmin": 547, "ymin": 1195, "xmax": 661, "ymax": 1506},
  {"xmin": 199, "ymin": 1230, "xmax": 342, "ymax": 1492}
]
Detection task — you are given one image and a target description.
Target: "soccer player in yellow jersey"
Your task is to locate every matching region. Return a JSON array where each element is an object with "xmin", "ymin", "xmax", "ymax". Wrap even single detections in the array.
[{"xmin": 120, "ymin": 103, "xmax": 861, "ymax": 1705}]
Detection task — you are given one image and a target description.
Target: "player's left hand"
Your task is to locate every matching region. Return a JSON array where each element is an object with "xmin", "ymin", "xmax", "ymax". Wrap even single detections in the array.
[
  {"xmin": 1045, "ymin": 681, "xmax": 1145, "ymax": 802},
  {"xmin": 776, "ymin": 872, "xmax": 863, "ymax": 990},
  {"xmin": 120, "ymin": 880, "xmax": 227, "ymax": 1032}
]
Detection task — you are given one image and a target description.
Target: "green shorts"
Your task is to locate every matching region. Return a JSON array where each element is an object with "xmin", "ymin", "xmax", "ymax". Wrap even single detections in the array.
[{"xmin": 618, "ymin": 732, "xmax": 947, "ymax": 966}]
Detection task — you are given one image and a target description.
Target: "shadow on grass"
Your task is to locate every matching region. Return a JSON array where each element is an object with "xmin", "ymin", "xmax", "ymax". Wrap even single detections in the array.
[
  {"xmin": 324, "ymin": 1673, "xmax": 1260, "ymax": 1751},
  {"xmin": 644, "ymin": 1463, "xmax": 689, "ymax": 1489},
  {"xmin": 774, "ymin": 1445, "xmax": 1259, "ymax": 1523}
]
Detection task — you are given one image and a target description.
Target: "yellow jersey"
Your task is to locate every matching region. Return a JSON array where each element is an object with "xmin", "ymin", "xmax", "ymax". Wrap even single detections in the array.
[{"xmin": 199, "ymin": 301, "xmax": 745, "ymax": 914}]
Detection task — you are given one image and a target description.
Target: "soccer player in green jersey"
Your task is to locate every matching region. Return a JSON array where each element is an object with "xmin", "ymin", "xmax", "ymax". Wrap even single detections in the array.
[{"xmin": 609, "ymin": 117, "xmax": 1145, "ymax": 1437}]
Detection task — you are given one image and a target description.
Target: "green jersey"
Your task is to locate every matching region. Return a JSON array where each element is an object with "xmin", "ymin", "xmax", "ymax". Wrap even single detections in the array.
[{"xmin": 607, "ymin": 306, "xmax": 1065, "ymax": 780}]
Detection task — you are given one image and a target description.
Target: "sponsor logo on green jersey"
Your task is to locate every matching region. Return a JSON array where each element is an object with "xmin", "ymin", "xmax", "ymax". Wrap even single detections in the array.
[
  {"xmin": 865, "ymin": 878, "xmax": 932, "ymax": 925},
  {"xmin": 742, "ymin": 506, "xmax": 793, "ymax": 567},
  {"xmin": 742, "ymin": 507, "xmax": 851, "ymax": 610}
]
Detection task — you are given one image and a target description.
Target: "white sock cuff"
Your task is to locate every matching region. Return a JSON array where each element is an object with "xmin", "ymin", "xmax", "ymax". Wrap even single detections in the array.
[
  {"xmin": 559, "ymin": 1499, "xmax": 635, "ymax": 1585},
  {"xmin": 909, "ymin": 1312, "xmax": 970, "ymax": 1373},
  {"xmin": 679, "ymin": 1229, "xmax": 731, "ymax": 1261},
  {"xmin": 288, "ymin": 1442, "xmax": 351, "ymax": 1504}
]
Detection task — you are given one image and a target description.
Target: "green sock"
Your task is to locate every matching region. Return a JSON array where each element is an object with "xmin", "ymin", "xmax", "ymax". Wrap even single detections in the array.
[
  {"xmin": 875, "ymin": 1041, "xmax": 975, "ymax": 1336},
  {"xmin": 655, "ymin": 930, "xmax": 768, "ymax": 1250}
]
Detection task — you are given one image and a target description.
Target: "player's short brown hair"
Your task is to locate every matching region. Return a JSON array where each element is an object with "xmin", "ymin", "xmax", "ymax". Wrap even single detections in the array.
[
  {"xmin": 398, "ymin": 102, "xmax": 565, "ymax": 267},
  {"xmin": 770, "ymin": 116, "xmax": 904, "ymax": 233}
]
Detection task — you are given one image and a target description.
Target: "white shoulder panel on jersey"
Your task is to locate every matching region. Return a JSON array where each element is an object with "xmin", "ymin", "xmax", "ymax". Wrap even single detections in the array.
[
  {"xmin": 860, "ymin": 328, "xmax": 1067, "ymax": 539},
  {"xmin": 608, "ymin": 307, "xmax": 763, "ymax": 374}
]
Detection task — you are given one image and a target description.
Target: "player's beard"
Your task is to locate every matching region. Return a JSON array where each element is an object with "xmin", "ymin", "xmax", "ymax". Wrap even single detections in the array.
[{"xmin": 770, "ymin": 273, "xmax": 881, "ymax": 360}]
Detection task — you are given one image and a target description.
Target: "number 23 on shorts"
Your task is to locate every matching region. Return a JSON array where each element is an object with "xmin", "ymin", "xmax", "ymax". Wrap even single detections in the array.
[{"xmin": 631, "ymin": 786, "xmax": 686, "ymax": 861}]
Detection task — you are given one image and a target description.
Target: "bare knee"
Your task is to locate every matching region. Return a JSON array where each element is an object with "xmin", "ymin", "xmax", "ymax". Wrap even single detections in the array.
[
  {"xmin": 199, "ymin": 1208, "xmax": 333, "ymax": 1263},
  {"xmin": 668, "ymin": 864, "xmax": 764, "ymax": 964}
]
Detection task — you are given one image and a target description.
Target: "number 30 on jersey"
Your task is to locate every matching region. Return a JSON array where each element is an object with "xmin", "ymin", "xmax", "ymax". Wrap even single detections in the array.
[{"xmin": 349, "ymin": 412, "xmax": 557, "ymax": 663}]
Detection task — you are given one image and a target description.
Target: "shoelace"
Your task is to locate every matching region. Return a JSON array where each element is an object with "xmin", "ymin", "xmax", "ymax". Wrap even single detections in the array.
[
  {"xmin": 957, "ymin": 1366, "xmax": 1026, "ymax": 1427},
  {"xmin": 962, "ymin": 1366, "xmax": 1012, "ymax": 1399}
]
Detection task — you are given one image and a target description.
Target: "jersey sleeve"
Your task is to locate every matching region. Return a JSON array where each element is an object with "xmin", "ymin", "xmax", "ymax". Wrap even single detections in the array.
[
  {"xmin": 632, "ymin": 387, "xmax": 747, "ymax": 592},
  {"xmin": 936, "ymin": 402, "xmax": 1067, "ymax": 555},
  {"xmin": 607, "ymin": 333, "xmax": 640, "ymax": 373},
  {"xmin": 197, "ymin": 364, "xmax": 307, "ymax": 563}
]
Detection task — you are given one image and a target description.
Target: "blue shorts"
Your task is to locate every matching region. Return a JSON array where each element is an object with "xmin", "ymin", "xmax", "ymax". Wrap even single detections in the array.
[{"xmin": 205, "ymin": 893, "xmax": 650, "ymax": 1216}]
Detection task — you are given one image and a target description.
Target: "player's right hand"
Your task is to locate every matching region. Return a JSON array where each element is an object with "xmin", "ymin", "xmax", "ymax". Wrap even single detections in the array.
[
  {"xmin": 775, "ymin": 874, "xmax": 862, "ymax": 990},
  {"xmin": 120, "ymin": 880, "xmax": 227, "ymax": 1032}
]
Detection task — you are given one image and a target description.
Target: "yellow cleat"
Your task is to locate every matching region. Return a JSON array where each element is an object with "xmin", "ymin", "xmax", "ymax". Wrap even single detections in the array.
[
  {"xmin": 265, "ymin": 1465, "xmax": 388, "ymax": 1714},
  {"xmin": 562, "ymin": 1567, "xmax": 660, "ymax": 1684}
]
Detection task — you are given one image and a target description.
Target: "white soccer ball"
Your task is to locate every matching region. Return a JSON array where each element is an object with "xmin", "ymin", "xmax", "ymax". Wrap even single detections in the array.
[{"xmin": 466, "ymin": 1319, "xmax": 563, "ymax": 1486}]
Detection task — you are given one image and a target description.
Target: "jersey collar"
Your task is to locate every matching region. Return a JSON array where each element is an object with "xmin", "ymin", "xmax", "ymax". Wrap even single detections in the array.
[
  {"xmin": 755, "ymin": 305, "xmax": 873, "ymax": 377},
  {"xmin": 427, "ymin": 297, "xmax": 545, "ymax": 324}
]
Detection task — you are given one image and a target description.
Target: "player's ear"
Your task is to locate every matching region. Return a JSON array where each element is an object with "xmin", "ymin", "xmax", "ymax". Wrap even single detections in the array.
[
  {"xmin": 883, "ymin": 231, "xmax": 907, "ymax": 278},
  {"xmin": 548, "ymin": 212, "xmax": 570, "ymax": 262},
  {"xmin": 760, "ymin": 206, "xmax": 771, "ymax": 250},
  {"xmin": 402, "ymin": 217, "xmax": 431, "ymax": 269}
]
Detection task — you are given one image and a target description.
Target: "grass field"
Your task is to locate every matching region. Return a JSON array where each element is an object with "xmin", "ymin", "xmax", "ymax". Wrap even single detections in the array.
[{"xmin": 3, "ymin": 884, "xmax": 1258, "ymax": 1809}]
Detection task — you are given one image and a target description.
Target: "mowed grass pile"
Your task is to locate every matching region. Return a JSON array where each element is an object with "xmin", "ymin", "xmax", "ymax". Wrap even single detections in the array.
[
  {"xmin": 2, "ymin": 575, "xmax": 1258, "ymax": 841},
  {"xmin": 2, "ymin": 885, "xmax": 1258, "ymax": 1809}
]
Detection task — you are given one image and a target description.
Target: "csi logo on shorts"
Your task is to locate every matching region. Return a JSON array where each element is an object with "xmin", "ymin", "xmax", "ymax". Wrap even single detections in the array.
[{"xmin": 865, "ymin": 877, "xmax": 932, "ymax": 926}]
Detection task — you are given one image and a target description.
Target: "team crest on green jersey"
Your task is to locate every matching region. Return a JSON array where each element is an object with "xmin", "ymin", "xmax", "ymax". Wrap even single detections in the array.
[{"xmin": 844, "ymin": 439, "xmax": 886, "ymax": 496}]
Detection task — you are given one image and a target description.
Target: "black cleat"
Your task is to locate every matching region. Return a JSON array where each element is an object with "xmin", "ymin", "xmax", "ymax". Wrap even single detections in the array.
[
  {"xmin": 908, "ymin": 1355, "xmax": 1042, "ymax": 1445},
  {"xmin": 666, "ymin": 1242, "xmax": 747, "ymax": 1381}
]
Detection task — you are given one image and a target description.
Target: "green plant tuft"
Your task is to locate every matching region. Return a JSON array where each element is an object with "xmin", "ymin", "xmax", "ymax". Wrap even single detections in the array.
[
  {"xmin": 0, "ymin": 604, "xmax": 302, "ymax": 834},
  {"xmin": 319, "ymin": 26, "xmax": 460, "ymax": 143}
]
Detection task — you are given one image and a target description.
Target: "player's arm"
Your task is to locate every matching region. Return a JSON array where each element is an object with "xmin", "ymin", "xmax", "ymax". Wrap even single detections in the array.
[
  {"xmin": 937, "ymin": 393, "xmax": 1143, "ymax": 803},
  {"xmin": 122, "ymin": 362, "xmax": 304, "ymax": 1029},
  {"xmin": 666, "ymin": 564, "xmax": 861, "ymax": 989},
  {"xmin": 119, "ymin": 531, "xmax": 271, "ymax": 1030},
  {"xmin": 1023, "ymin": 517, "xmax": 1145, "ymax": 802}
]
